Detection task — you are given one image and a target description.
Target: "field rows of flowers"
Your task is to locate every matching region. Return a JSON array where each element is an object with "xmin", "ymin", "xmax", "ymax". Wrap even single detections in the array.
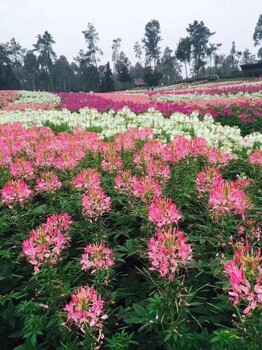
[
  {"xmin": 1, "ymin": 91, "xmax": 61, "ymax": 112},
  {"xmin": 0, "ymin": 82, "xmax": 262, "ymax": 349}
]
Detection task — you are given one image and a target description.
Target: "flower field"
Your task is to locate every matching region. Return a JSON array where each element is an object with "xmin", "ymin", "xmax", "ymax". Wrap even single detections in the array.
[{"xmin": 0, "ymin": 81, "xmax": 262, "ymax": 349}]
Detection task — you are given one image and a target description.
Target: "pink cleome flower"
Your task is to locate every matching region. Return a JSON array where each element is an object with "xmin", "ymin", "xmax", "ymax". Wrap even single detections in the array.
[
  {"xmin": 82, "ymin": 188, "xmax": 111, "ymax": 222},
  {"xmin": 249, "ymin": 149, "xmax": 262, "ymax": 167},
  {"xmin": 114, "ymin": 170, "xmax": 136, "ymax": 196},
  {"xmin": 36, "ymin": 172, "xmax": 62, "ymax": 193},
  {"xmin": 2, "ymin": 179, "xmax": 33, "ymax": 208},
  {"xmin": 10, "ymin": 158, "xmax": 35, "ymax": 180},
  {"xmin": 64, "ymin": 285, "xmax": 108, "ymax": 343},
  {"xmin": 133, "ymin": 176, "xmax": 163, "ymax": 204},
  {"xmin": 80, "ymin": 242, "xmax": 115, "ymax": 274},
  {"xmin": 72, "ymin": 169, "xmax": 101, "ymax": 192},
  {"xmin": 148, "ymin": 227, "xmax": 192, "ymax": 281},
  {"xmin": 23, "ymin": 214, "xmax": 72, "ymax": 273},
  {"xmin": 224, "ymin": 244, "xmax": 262, "ymax": 315},
  {"xmin": 196, "ymin": 167, "xmax": 223, "ymax": 198},
  {"xmin": 149, "ymin": 197, "xmax": 182, "ymax": 228},
  {"xmin": 209, "ymin": 181, "xmax": 252, "ymax": 221}
]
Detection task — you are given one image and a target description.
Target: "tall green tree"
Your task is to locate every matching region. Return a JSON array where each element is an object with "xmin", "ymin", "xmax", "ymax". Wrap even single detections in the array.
[
  {"xmin": 74, "ymin": 49, "xmax": 99, "ymax": 92},
  {"xmin": 175, "ymin": 37, "xmax": 191, "ymax": 79},
  {"xmin": 24, "ymin": 50, "xmax": 39, "ymax": 90},
  {"xmin": 0, "ymin": 43, "xmax": 18, "ymax": 89},
  {"xmin": 53, "ymin": 55, "xmax": 73, "ymax": 91},
  {"xmin": 33, "ymin": 31, "xmax": 56, "ymax": 90},
  {"xmin": 100, "ymin": 62, "xmax": 114, "ymax": 92},
  {"xmin": 82, "ymin": 23, "xmax": 103, "ymax": 68},
  {"xmin": 115, "ymin": 51, "xmax": 131, "ymax": 88},
  {"xmin": 134, "ymin": 41, "xmax": 143, "ymax": 65},
  {"xmin": 7, "ymin": 38, "xmax": 26, "ymax": 87},
  {"xmin": 253, "ymin": 14, "xmax": 262, "ymax": 59},
  {"xmin": 241, "ymin": 49, "xmax": 256, "ymax": 64},
  {"xmin": 112, "ymin": 38, "xmax": 121, "ymax": 75},
  {"xmin": 143, "ymin": 66, "xmax": 162, "ymax": 87},
  {"xmin": 186, "ymin": 20, "xmax": 215, "ymax": 78},
  {"xmin": 206, "ymin": 43, "xmax": 222, "ymax": 75},
  {"xmin": 142, "ymin": 19, "xmax": 162, "ymax": 67},
  {"xmin": 160, "ymin": 46, "xmax": 182, "ymax": 85}
]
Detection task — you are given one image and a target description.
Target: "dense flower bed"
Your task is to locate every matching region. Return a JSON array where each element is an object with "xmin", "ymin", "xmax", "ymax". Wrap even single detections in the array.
[
  {"xmin": 0, "ymin": 119, "xmax": 262, "ymax": 349},
  {"xmin": 58, "ymin": 92, "xmax": 203, "ymax": 116},
  {"xmin": 1, "ymin": 91, "xmax": 61, "ymax": 111},
  {"xmin": 0, "ymin": 90, "xmax": 20, "ymax": 108},
  {"xmin": 1, "ymin": 108, "xmax": 262, "ymax": 152},
  {"xmin": 0, "ymin": 83, "xmax": 262, "ymax": 349},
  {"xmin": 152, "ymin": 79, "xmax": 262, "ymax": 96}
]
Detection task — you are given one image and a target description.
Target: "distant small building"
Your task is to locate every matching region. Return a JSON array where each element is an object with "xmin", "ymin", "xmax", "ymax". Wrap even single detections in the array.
[
  {"xmin": 240, "ymin": 62, "xmax": 262, "ymax": 77},
  {"xmin": 134, "ymin": 78, "xmax": 147, "ymax": 88}
]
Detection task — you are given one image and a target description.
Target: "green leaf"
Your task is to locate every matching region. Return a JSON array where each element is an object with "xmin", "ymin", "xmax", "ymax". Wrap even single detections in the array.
[{"xmin": 133, "ymin": 303, "xmax": 147, "ymax": 318}]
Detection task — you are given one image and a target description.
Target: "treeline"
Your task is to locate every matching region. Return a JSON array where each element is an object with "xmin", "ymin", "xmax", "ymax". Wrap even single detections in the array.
[{"xmin": 1, "ymin": 14, "xmax": 262, "ymax": 92}]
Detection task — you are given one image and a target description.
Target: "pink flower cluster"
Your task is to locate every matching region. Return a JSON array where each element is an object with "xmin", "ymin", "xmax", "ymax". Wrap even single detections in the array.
[
  {"xmin": 149, "ymin": 197, "xmax": 182, "ymax": 228},
  {"xmin": 57, "ymin": 92, "xmax": 207, "ymax": 117},
  {"xmin": 10, "ymin": 158, "xmax": 35, "ymax": 180},
  {"xmin": 71, "ymin": 168, "xmax": 111, "ymax": 221},
  {"xmin": 2, "ymin": 179, "xmax": 33, "ymax": 208},
  {"xmin": 249, "ymin": 149, "xmax": 262, "ymax": 167},
  {"xmin": 225, "ymin": 244, "xmax": 262, "ymax": 315},
  {"xmin": 155, "ymin": 80, "xmax": 262, "ymax": 96},
  {"xmin": 82, "ymin": 188, "xmax": 111, "ymax": 221},
  {"xmin": 36, "ymin": 172, "xmax": 62, "ymax": 193},
  {"xmin": 0, "ymin": 90, "xmax": 19, "ymax": 108},
  {"xmin": 196, "ymin": 167, "xmax": 252, "ymax": 220},
  {"xmin": 65, "ymin": 285, "xmax": 108, "ymax": 344},
  {"xmin": 80, "ymin": 242, "xmax": 115, "ymax": 274},
  {"xmin": 72, "ymin": 169, "xmax": 101, "ymax": 191},
  {"xmin": 2, "ymin": 102, "xmax": 56, "ymax": 112},
  {"xmin": 148, "ymin": 227, "xmax": 192, "ymax": 281},
  {"xmin": 23, "ymin": 213, "xmax": 72, "ymax": 273}
]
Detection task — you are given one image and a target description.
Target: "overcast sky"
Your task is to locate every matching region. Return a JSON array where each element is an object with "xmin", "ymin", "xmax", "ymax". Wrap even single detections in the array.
[{"xmin": 1, "ymin": 0, "xmax": 261, "ymax": 65}]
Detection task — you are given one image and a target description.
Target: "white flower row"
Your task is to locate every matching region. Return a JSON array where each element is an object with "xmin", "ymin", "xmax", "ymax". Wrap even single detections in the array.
[
  {"xmin": 0, "ymin": 107, "xmax": 261, "ymax": 153},
  {"xmin": 13, "ymin": 91, "xmax": 61, "ymax": 106},
  {"xmin": 156, "ymin": 91, "xmax": 262, "ymax": 103}
]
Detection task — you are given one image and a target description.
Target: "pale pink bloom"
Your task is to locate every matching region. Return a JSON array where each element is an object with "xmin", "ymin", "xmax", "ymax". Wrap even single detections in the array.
[
  {"xmin": 114, "ymin": 170, "xmax": 136, "ymax": 196},
  {"xmin": 133, "ymin": 176, "xmax": 162, "ymax": 204},
  {"xmin": 209, "ymin": 181, "xmax": 252, "ymax": 221},
  {"xmin": 249, "ymin": 149, "xmax": 262, "ymax": 166},
  {"xmin": 53, "ymin": 151, "xmax": 80, "ymax": 171},
  {"xmin": 34, "ymin": 148, "xmax": 57, "ymax": 168},
  {"xmin": 72, "ymin": 169, "xmax": 101, "ymax": 191},
  {"xmin": 224, "ymin": 244, "xmax": 262, "ymax": 314},
  {"xmin": 196, "ymin": 167, "xmax": 223, "ymax": 198},
  {"xmin": 10, "ymin": 158, "xmax": 35, "ymax": 180},
  {"xmin": 46, "ymin": 213, "xmax": 73, "ymax": 231},
  {"xmin": 146, "ymin": 160, "xmax": 171, "ymax": 184},
  {"xmin": 80, "ymin": 242, "xmax": 115, "ymax": 274},
  {"xmin": 191, "ymin": 138, "xmax": 209, "ymax": 157},
  {"xmin": 36, "ymin": 172, "xmax": 62, "ymax": 193},
  {"xmin": 149, "ymin": 197, "xmax": 182, "ymax": 227},
  {"xmin": 207, "ymin": 148, "xmax": 237, "ymax": 167},
  {"xmin": 23, "ymin": 214, "xmax": 72, "ymax": 273},
  {"xmin": 2, "ymin": 180, "xmax": 32, "ymax": 208},
  {"xmin": 148, "ymin": 227, "xmax": 192, "ymax": 281},
  {"xmin": 64, "ymin": 285, "xmax": 107, "ymax": 343},
  {"xmin": 82, "ymin": 188, "xmax": 111, "ymax": 221},
  {"xmin": 0, "ymin": 149, "xmax": 12, "ymax": 168},
  {"xmin": 102, "ymin": 152, "xmax": 123, "ymax": 173}
]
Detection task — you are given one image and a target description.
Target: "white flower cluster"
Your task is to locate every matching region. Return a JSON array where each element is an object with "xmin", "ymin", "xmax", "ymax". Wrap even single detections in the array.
[
  {"xmin": 13, "ymin": 91, "xmax": 61, "ymax": 106},
  {"xmin": 156, "ymin": 91, "xmax": 262, "ymax": 103},
  {"xmin": 0, "ymin": 107, "xmax": 261, "ymax": 153}
]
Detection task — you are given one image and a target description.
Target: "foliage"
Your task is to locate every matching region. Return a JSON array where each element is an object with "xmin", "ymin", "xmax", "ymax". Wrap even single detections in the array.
[
  {"xmin": 186, "ymin": 20, "xmax": 215, "ymax": 78},
  {"xmin": 142, "ymin": 19, "xmax": 162, "ymax": 68}
]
